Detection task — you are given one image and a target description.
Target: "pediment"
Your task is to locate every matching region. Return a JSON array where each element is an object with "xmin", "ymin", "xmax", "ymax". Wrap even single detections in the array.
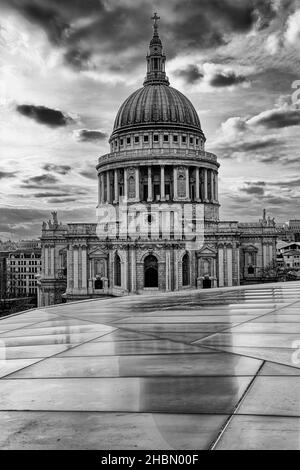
[
  {"xmin": 243, "ymin": 244, "xmax": 258, "ymax": 252},
  {"xmin": 89, "ymin": 247, "xmax": 108, "ymax": 258},
  {"xmin": 197, "ymin": 245, "xmax": 217, "ymax": 256}
]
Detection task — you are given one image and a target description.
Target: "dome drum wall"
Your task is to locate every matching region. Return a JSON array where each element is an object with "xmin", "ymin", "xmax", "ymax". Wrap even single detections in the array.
[{"xmin": 109, "ymin": 128, "xmax": 205, "ymax": 154}]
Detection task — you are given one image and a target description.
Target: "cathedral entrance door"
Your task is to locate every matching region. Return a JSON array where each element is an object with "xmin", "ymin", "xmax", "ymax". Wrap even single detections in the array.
[
  {"xmin": 95, "ymin": 278, "xmax": 103, "ymax": 289},
  {"xmin": 144, "ymin": 255, "xmax": 158, "ymax": 288},
  {"xmin": 203, "ymin": 278, "xmax": 212, "ymax": 289}
]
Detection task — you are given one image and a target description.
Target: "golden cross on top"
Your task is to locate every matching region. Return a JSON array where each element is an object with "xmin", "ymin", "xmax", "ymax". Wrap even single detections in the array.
[{"xmin": 151, "ymin": 12, "xmax": 160, "ymax": 31}]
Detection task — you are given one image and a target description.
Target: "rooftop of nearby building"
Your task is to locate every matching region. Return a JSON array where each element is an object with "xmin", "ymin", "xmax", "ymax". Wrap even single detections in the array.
[{"xmin": 0, "ymin": 281, "xmax": 300, "ymax": 449}]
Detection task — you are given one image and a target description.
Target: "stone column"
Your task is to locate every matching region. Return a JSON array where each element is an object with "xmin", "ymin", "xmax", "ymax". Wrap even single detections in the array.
[
  {"xmin": 160, "ymin": 166, "xmax": 165, "ymax": 201},
  {"xmin": 106, "ymin": 171, "xmax": 111, "ymax": 203},
  {"xmin": 130, "ymin": 248, "xmax": 136, "ymax": 293},
  {"xmin": 73, "ymin": 247, "xmax": 79, "ymax": 290},
  {"xmin": 203, "ymin": 168, "xmax": 208, "ymax": 201},
  {"xmin": 174, "ymin": 250, "xmax": 179, "ymax": 290},
  {"xmin": 147, "ymin": 166, "xmax": 152, "ymax": 201},
  {"xmin": 100, "ymin": 173, "xmax": 105, "ymax": 203},
  {"xmin": 44, "ymin": 246, "xmax": 49, "ymax": 277},
  {"xmin": 98, "ymin": 175, "xmax": 101, "ymax": 205},
  {"xmin": 263, "ymin": 244, "xmax": 268, "ymax": 268},
  {"xmin": 218, "ymin": 246, "xmax": 224, "ymax": 287},
  {"xmin": 81, "ymin": 246, "xmax": 87, "ymax": 291},
  {"xmin": 122, "ymin": 253, "xmax": 128, "ymax": 290},
  {"xmin": 135, "ymin": 167, "xmax": 140, "ymax": 201},
  {"xmin": 114, "ymin": 169, "xmax": 118, "ymax": 203},
  {"xmin": 50, "ymin": 246, "xmax": 55, "ymax": 277},
  {"xmin": 215, "ymin": 172, "xmax": 219, "ymax": 202},
  {"xmin": 210, "ymin": 170, "xmax": 214, "ymax": 202},
  {"xmin": 173, "ymin": 167, "xmax": 178, "ymax": 199},
  {"xmin": 67, "ymin": 246, "xmax": 73, "ymax": 290},
  {"xmin": 185, "ymin": 167, "xmax": 190, "ymax": 199},
  {"xmin": 227, "ymin": 245, "xmax": 233, "ymax": 287},
  {"xmin": 236, "ymin": 247, "xmax": 240, "ymax": 285},
  {"xmin": 165, "ymin": 250, "xmax": 171, "ymax": 291},
  {"xmin": 195, "ymin": 167, "xmax": 200, "ymax": 201},
  {"xmin": 124, "ymin": 168, "xmax": 128, "ymax": 200}
]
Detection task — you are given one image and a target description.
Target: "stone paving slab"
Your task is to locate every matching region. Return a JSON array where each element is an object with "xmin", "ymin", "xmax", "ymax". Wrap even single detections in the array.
[{"xmin": 0, "ymin": 281, "xmax": 300, "ymax": 449}]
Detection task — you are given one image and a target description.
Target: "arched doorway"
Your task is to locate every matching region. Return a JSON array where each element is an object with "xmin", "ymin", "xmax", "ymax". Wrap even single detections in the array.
[
  {"xmin": 114, "ymin": 253, "xmax": 121, "ymax": 286},
  {"xmin": 144, "ymin": 254, "xmax": 158, "ymax": 288},
  {"xmin": 182, "ymin": 253, "xmax": 190, "ymax": 286},
  {"xmin": 203, "ymin": 277, "xmax": 212, "ymax": 289},
  {"xmin": 95, "ymin": 278, "xmax": 103, "ymax": 289}
]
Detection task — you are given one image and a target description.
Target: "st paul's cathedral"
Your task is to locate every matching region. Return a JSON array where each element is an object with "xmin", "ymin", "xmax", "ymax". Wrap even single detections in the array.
[{"xmin": 38, "ymin": 15, "xmax": 277, "ymax": 306}]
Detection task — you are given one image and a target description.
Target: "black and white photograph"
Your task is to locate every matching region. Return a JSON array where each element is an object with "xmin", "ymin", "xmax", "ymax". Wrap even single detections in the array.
[{"xmin": 0, "ymin": 0, "xmax": 300, "ymax": 453}]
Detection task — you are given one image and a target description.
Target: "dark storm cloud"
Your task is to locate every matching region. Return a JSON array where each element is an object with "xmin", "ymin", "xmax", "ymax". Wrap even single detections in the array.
[
  {"xmin": 245, "ymin": 181, "xmax": 266, "ymax": 186},
  {"xmin": 269, "ymin": 179, "xmax": 300, "ymax": 188},
  {"xmin": 0, "ymin": 171, "xmax": 16, "ymax": 179},
  {"xmin": 33, "ymin": 192, "xmax": 70, "ymax": 198},
  {"xmin": 175, "ymin": 65, "xmax": 203, "ymax": 84},
  {"xmin": 216, "ymin": 136, "xmax": 280, "ymax": 159},
  {"xmin": 0, "ymin": 207, "xmax": 49, "ymax": 225},
  {"xmin": 2, "ymin": 0, "xmax": 278, "ymax": 71},
  {"xmin": 42, "ymin": 164, "xmax": 71, "ymax": 175},
  {"xmin": 76, "ymin": 129, "xmax": 108, "ymax": 143},
  {"xmin": 0, "ymin": 205, "xmax": 96, "ymax": 238},
  {"xmin": 209, "ymin": 71, "xmax": 247, "ymax": 87},
  {"xmin": 64, "ymin": 48, "xmax": 92, "ymax": 70},
  {"xmin": 264, "ymin": 196, "xmax": 291, "ymax": 205},
  {"xmin": 47, "ymin": 197, "xmax": 76, "ymax": 204},
  {"xmin": 240, "ymin": 185, "xmax": 265, "ymax": 195},
  {"xmin": 249, "ymin": 108, "xmax": 300, "ymax": 129},
  {"xmin": 23, "ymin": 174, "xmax": 58, "ymax": 186},
  {"xmin": 16, "ymin": 104, "xmax": 73, "ymax": 127},
  {"xmin": 79, "ymin": 169, "xmax": 96, "ymax": 179}
]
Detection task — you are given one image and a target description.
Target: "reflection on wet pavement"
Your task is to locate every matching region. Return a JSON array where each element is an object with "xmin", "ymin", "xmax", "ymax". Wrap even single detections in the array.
[{"xmin": 0, "ymin": 281, "xmax": 300, "ymax": 449}]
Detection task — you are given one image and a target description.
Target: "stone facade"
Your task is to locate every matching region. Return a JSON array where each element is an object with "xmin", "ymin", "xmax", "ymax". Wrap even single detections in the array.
[{"xmin": 38, "ymin": 18, "xmax": 278, "ymax": 306}]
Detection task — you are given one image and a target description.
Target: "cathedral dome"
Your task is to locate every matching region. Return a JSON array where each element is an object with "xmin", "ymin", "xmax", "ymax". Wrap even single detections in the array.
[
  {"xmin": 112, "ymin": 84, "xmax": 202, "ymax": 136},
  {"xmin": 110, "ymin": 13, "xmax": 204, "ymax": 140}
]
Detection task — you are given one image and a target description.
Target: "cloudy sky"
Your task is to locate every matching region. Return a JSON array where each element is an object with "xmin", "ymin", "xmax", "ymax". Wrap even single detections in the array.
[{"xmin": 0, "ymin": 0, "xmax": 300, "ymax": 239}]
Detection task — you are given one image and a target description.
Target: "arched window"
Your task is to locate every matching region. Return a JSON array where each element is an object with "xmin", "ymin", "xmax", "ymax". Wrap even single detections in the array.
[
  {"xmin": 144, "ymin": 254, "xmax": 158, "ymax": 288},
  {"xmin": 182, "ymin": 253, "xmax": 190, "ymax": 286},
  {"xmin": 114, "ymin": 254, "xmax": 121, "ymax": 286}
]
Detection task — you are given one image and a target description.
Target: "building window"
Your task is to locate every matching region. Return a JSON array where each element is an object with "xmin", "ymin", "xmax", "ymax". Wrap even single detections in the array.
[
  {"xmin": 126, "ymin": 137, "xmax": 131, "ymax": 145},
  {"xmin": 144, "ymin": 135, "xmax": 149, "ymax": 143},
  {"xmin": 248, "ymin": 266, "xmax": 255, "ymax": 275},
  {"xmin": 114, "ymin": 254, "xmax": 121, "ymax": 286},
  {"xmin": 196, "ymin": 138, "xmax": 199, "ymax": 145},
  {"xmin": 120, "ymin": 138, "xmax": 124, "ymax": 146},
  {"xmin": 153, "ymin": 134, "xmax": 159, "ymax": 142},
  {"xmin": 163, "ymin": 134, "xmax": 169, "ymax": 142},
  {"xmin": 182, "ymin": 135, "xmax": 186, "ymax": 144},
  {"xmin": 190, "ymin": 137, "xmax": 194, "ymax": 144},
  {"xmin": 182, "ymin": 253, "xmax": 190, "ymax": 286},
  {"xmin": 173, "ymin": 135, "xmax": 178, "ymax": 143},
  {"xmin": 134, "ymin": 136, "xmax": 139, "ymax": 144}
]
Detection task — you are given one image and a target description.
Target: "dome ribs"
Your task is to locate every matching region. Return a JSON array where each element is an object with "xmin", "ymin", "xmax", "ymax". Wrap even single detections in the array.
[{"xmin": 111, "ymin": 84, "xmax": 203, "ymax": 137}]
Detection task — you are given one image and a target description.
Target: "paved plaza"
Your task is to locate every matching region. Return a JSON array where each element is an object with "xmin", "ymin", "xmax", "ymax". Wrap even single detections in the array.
[{"xmin": 1, "ymin": 282, "xmax": 300, "ymax": 449}]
